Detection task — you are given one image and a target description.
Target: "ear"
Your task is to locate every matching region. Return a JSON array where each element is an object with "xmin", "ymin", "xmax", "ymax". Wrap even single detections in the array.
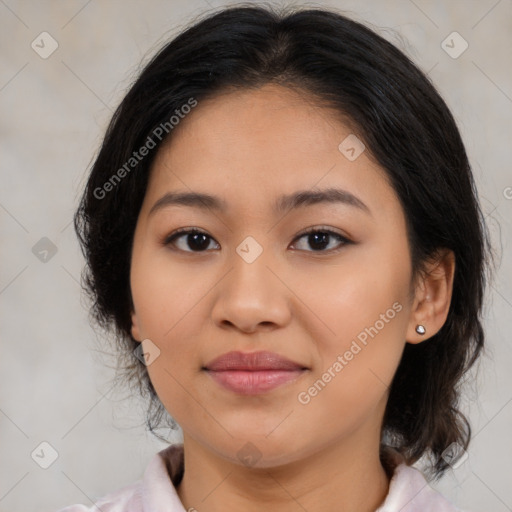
[
  {"xmin": 406, "ymin": 248, "xmax": 456, "ymax": 344},
  {"xmin": 131, "ymin": 309, "xmax": 142, "ymax": 343}
]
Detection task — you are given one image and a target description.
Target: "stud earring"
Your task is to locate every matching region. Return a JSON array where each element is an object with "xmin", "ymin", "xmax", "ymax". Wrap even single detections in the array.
[{"xmin": 415, "ymin": 325, "xmax": 426, "ymax": 335}]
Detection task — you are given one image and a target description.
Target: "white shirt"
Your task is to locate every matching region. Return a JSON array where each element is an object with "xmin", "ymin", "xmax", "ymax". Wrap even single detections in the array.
[{"xmin": 57, "ymin": 444, "xmax": 467, "ymax": 511}]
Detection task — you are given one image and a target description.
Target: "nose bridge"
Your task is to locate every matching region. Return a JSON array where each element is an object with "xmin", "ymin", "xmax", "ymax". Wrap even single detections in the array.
[
  {"xmin": 211, "ymin": 233, "xmax": 291, "ymax": 331},
  {"xmin": 229, "ymin": 233, "xmax": 278, "ymax": 302}
]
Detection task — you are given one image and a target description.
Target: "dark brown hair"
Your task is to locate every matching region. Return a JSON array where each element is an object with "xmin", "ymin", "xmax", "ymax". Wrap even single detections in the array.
[{"xmin": 74, "ymin": 3, "xmax": 495, "ymax": 479}]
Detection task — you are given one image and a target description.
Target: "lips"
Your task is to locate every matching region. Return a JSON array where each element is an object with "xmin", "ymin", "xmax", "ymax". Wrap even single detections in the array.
[
  {"xmin": 204, "ymin": 350, "xmax": 306, "ymax": 371},
  {"xmin": 203, "ymin": 351, "xmax": 308, "ymax": 395}
]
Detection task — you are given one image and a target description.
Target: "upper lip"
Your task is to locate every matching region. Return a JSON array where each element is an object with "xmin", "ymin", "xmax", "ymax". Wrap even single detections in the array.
[{"xmin": 204, "ymin": 351, "xmax": 306, "ymax": 371}]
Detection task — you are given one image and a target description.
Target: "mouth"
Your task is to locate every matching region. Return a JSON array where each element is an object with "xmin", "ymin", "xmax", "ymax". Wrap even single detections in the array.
[{"xmin": 203, "ymin": 350, "xmax": 308, "ymax": 395}]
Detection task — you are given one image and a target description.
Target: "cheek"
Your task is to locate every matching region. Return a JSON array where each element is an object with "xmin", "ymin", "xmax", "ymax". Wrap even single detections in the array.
[
  {"xmin": 296, "ymin": 255, "xmax": 408, "ymax": 353},
  {"xmin": 131, "ymin": 246, "xmax": 209, "ymax": 338},
  {"xmin": 295, "ymin": 301, "xmax": 407, "ymax": 440},
  {"xmin": 295, "ymin": 243, "xmax": 410, "ymax": 408},
  {"xmin": 323, "ymin": 233, "xmax": 411, "ymax": 344},
  {"xmin": 130, "ymin": 246, "xmax": 211, "ymax": 406},
  {"xmin": 140, "ymin": 315, "xmax": 206, "ymax": 431}
]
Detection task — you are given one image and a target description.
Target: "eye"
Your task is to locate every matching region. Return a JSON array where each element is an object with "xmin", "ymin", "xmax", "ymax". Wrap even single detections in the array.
[
  {"xmin": 290, "ymin": 227, "xmax": 350, "ymax": 253},
  {"xmin": 164, "ymin": 228, "xmax": 219, "ymax": 252},
  {"xmin": 163, "ymin": 227, "xmax": 351, "ymax": 253}
]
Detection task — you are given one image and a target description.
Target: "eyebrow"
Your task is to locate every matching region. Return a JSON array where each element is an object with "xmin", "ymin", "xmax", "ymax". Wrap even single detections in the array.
[{"xmin": 148, "ymin": 187, "xmax": 371, "ymax": 217}]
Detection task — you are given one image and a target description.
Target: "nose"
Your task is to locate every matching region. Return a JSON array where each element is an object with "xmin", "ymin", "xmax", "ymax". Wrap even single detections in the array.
[{"xmin": 210, "ymin": 246, "xmax": 292, "ymax": 334}]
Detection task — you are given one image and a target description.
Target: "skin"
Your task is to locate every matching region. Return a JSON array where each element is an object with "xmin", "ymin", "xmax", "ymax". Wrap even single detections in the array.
[{"xmin": 130, "ymin": 83, "xmax": 455, "ymax": 512}]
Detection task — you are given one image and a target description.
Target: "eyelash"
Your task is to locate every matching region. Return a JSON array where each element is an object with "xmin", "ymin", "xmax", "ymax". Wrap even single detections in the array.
[{"xmin": 163, "ymin": 226, "xmax": 352, "ymax": 254}]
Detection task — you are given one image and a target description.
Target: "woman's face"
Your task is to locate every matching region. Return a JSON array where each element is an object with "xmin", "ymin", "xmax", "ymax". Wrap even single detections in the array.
[{"xmin": 130, "ymin": 84, "xmax": 419, "ymax": 467}]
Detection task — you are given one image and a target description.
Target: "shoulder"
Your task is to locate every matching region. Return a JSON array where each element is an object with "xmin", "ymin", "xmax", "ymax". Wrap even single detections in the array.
[
  {"xmin": 56, "ymin": 444, "xmax": 186, "ymax": 512},
  {"xmin": 56, "ymin": 479, "xmax": 143, "ymax": 512},
  {"xmin": 377, "ymin": 461, "xmax": 468, "ymax": 512}
]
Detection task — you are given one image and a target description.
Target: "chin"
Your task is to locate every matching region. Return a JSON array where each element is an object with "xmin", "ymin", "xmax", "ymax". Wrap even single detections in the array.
[{"xmin": 218, "ymin": 434, "xmax": 305, "ymax": 469}]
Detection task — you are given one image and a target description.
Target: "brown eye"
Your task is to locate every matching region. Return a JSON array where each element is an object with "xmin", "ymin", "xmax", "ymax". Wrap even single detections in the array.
[
  {"xmin": 291, "ymin": 228, "xmax": 350, "ymax": 253},
  {"xmin": 164, "ymin": 227, "xmax": 351, "ymax": 254},
  {"xmin": 164, "ymin": 229, "xmax": 219, "ymax": 252}
]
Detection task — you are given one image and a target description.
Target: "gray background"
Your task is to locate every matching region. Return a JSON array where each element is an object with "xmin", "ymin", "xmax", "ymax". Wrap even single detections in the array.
[{"xmin": 1, "ymin": 1, "xmax": 511, "ymax": 511}]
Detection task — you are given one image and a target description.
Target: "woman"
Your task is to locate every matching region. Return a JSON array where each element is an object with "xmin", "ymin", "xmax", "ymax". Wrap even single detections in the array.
[{"xmin": 62, "ymin": 4, "xmax": 493, "ymax": 511}]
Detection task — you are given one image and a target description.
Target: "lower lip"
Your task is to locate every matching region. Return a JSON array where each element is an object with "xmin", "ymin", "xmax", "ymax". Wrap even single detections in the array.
[{"xmin": 205, "ymin": 369, "xmax": 306, "ymax": 395}]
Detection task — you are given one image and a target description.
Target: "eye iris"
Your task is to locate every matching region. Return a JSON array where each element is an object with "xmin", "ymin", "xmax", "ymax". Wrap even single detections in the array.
[
  {"xmin": 309, "ymin": 232, "xmax": 329, "ymax": 251},
  {"xmin": 188, "ymin": 233, "xmax": 209, "ymax": 251}
]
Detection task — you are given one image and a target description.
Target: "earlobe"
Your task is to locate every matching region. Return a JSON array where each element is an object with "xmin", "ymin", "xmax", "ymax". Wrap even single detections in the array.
[
  {"xmin": 131, "ymin": 310, "xmax": 142, "ymax": 342},
  {"xmin": 407, "ymin": 249, "xmax": 456, "ymax": 344}
]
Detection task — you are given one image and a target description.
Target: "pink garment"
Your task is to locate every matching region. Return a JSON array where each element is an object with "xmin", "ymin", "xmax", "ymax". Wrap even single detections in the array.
[{"xmin": 57, "ymin": 444, "xmax": 467, "ymax": 512}]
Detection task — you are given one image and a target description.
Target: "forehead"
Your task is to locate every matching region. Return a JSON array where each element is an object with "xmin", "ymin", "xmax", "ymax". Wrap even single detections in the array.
[{"xmin": 143, "ymin": 84, "xmax": 400, "ymax": 219}]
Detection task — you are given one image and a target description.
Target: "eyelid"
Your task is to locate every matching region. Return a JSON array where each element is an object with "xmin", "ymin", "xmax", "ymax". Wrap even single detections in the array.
[
  {"xmin": 293, "ymin": 225, "xmax": 349, "ymax": 240},
  {"xmin": 163, "ymin": 227, "xmax": 214, "ymax": 246}
]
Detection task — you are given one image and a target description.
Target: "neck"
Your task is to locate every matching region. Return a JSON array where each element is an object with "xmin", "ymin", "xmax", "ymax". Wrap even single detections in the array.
[{"xmin": 176, "ymin": 431, "xmax": 391, "ymax": 512}]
